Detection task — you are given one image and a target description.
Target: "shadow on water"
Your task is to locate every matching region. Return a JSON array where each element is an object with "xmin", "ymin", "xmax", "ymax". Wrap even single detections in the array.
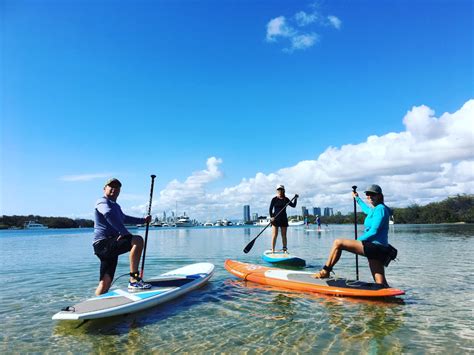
[{"xmin": 53, "ymin": 282, "xmax": 218, "ymax": 336}]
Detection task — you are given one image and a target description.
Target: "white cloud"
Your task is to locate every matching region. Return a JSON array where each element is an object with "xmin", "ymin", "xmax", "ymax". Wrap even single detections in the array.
[
  {"xmin": 266, "ymin": 16, "xmax": 294, "ymax": 42},
  {"xmin": 60, "ymin": 173, "xmax": 111, "ymax": 182},
  {"xmin": 290, "ymin": 33, "xmax": 319, "ymax": 51},
  {"xmin": 141, "ymin": 100, "xmax": 474, "ymax": 221},
  {"xmin": 295, "ymin": 11, "xmax": 319, "ymax": 26},
  {"xmin": 328, "ymin": 15, "xmax": 342, "ymax": 29},
  {"xmin": 266, "ymin": 6, "xmax": 341, "ymax": 52}
]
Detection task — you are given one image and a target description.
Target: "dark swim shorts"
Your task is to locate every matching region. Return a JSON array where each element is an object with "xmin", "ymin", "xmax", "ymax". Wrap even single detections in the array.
[
  {"xmin": 271, "ymin": 217, "xmax": 289, "ymax": 227},
  {"xmin": 93, "ymin": 235, "xmax": 134, "ymax": 280},
  {"xmin": 362, "ymin": 241, "xmax": 389, "ymax": 262}
]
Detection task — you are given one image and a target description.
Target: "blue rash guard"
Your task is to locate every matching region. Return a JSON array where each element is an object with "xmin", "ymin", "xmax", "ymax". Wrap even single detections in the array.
[
  {"xmin": 93, "ymin": 197, "xmax": 145, "ymax": 244},
  {"xmin": 355, "ymin": 196, "xmax": 390, "ymax": 246}
]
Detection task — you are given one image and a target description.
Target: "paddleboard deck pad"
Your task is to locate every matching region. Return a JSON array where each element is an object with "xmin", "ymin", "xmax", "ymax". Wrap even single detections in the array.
[
  {"xmin": 262, "ymin": 250, "xmax": 306, "ymax": 267},
  {"xmin": 225, "ymin": 260, "xmax": 404, "ymax": 298},
  {"xmin": 53, "ymin": 263, "xmax": 215, "ymax": 320}
]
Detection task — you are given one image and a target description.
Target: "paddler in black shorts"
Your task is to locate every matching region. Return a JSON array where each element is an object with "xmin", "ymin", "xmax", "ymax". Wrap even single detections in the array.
[{"xmin": 269, "ymin": 185, "xmax": 298, "ymax": 253}]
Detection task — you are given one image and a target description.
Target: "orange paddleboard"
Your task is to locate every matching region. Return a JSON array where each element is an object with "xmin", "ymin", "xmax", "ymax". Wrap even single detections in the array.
[{"xmin": 225, "ymin": 259, "xmax": 405, "ymax": 298}]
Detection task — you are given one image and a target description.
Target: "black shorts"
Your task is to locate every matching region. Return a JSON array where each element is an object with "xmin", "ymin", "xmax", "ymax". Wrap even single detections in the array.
[
  {"xmin": 93, "ymin": 235, "xmax": 134, "ymax": 281},
  {"xmin": 272, "ymin": 216, "xmax": 288, "ymax": 227},
  {"xmin": 271, "ymin": 218, "xmax": 288, "ymax": 227},
  {"xmin": 362, "ymin": 241, "xmax": 389, "ymax": 262}
]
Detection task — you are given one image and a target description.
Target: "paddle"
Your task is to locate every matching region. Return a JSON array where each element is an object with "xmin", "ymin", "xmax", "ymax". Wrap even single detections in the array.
[
  {"xmin": 243, "ymin": 194, "xmax": 298, "ymax": 254},
  {"xmin": 352, "ymin": 185, "xmax": 359, "ymax": 280},
  {"xmin": 140, "ymin": 174, "xmax": 156, "ymax": 279}
]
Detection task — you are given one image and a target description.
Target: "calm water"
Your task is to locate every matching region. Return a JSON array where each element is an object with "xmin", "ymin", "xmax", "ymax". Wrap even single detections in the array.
[{"xmin": 1, "ymin": 224, "xmax": 473, "ymax": 353}]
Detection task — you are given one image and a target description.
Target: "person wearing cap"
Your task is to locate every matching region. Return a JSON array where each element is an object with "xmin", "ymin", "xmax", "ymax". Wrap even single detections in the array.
[
  {"xmin": 313, "ymin": 184, "xmax": 392, "ymax": 287},
  {"xmin": 93, "ymin": 178, "xmax": 152, "ymax": 295},
  {"xmin": 269, "ymin": 185, "xmax": 299, "ymax": 253},
  {"xmin": 316, "ymin": 215, "xmax": 321, "ymax": 231}
]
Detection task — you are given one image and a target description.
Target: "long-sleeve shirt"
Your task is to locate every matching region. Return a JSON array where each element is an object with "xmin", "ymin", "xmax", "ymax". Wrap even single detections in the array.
[
  {"xmin": 93, "ymin": 197, "xmax": 145, "ymax": 244},
  {"xmin": 355, "ymin": 196, "xmax": 390, "ymax": 246},
  {"xmin": 269, "ymin": 196, "xmax": 297, "ymax": 223}
]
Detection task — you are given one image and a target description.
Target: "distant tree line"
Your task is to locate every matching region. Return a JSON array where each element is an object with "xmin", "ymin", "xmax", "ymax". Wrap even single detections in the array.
[
  {"xmin": 391, "ymin": 194, "xmax": 473, "ymax": 224},
  {"xmin": 0, "ymin": 215, "xmax": 94, "ymax": 229},
  {"xmin": 1, "ymin": 195, "xmax": 472, "ymax": 229},
  {"xmin": 290, "ymin": 195, "xmax": 473, "ymax": 225}
]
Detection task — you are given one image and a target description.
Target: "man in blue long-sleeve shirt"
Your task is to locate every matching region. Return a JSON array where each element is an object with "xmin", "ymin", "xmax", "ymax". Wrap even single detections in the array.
[
  {"xmin": 93, "ymin": 178, "xmax": 151, "ymax": 295},
  {"xmin": 313, "ymin": 184, "xmax": 393, "ymax": 286}
]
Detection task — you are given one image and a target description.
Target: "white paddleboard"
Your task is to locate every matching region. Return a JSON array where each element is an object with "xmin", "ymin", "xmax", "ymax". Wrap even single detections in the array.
[{"xmin": 52, "ymin": 263, "xmax": 214, "ymax": 320}]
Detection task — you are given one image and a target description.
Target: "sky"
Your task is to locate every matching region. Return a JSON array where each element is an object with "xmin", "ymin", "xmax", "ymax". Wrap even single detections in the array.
[{"xmin": 1, "ymin": 0, "xmax": 473, "ymax": 221}]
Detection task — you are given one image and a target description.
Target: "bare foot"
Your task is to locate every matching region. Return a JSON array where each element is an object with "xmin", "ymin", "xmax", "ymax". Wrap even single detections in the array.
[{"xmin": 312, "ymin": 269, "xmax": 330, "ymax": 279}]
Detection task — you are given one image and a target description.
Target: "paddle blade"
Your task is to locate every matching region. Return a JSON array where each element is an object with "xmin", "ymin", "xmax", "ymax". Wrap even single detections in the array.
[{"xmin": 243, "ymin": 238, "xmax": 256, "ymax": 254}]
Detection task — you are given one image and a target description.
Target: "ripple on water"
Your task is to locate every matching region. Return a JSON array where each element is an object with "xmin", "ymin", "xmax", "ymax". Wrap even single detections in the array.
[{"xmin": 1, "ymin": 225, "xmax": 473, "ymax": 352}]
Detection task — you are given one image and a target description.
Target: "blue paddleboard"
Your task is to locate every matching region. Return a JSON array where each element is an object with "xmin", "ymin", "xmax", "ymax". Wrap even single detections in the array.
[{"xmin": 262, "ymin": 250, "xmax": 306, "ymax": 267}]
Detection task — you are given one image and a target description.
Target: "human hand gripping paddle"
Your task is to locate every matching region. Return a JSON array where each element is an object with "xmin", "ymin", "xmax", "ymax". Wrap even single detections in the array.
[
  {"xmin": 140, "ymin": 174, "xmax": 156, "ymax": 280},
  {"xmin": 243, "ymin": 194, "xmax": 299, "ymax": 254},
  {"xmin": 352, "ymin": 185, "xmax": 359, "ymax": 280}
]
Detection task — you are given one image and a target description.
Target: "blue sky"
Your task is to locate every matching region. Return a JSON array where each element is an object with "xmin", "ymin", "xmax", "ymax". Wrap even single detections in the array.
[{"xmin": 1, "ymin": 0, "xmax": 473, "ymax": 221}]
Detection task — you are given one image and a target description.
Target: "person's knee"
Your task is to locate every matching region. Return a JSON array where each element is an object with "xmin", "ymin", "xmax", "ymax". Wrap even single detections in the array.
[
  {"xmin": 132, "ymin": 235, "xmax": 144, "ymax": 248},
  {"xmin": 333, "ymin": 239, "xmax": 344, "ymax": 248}
]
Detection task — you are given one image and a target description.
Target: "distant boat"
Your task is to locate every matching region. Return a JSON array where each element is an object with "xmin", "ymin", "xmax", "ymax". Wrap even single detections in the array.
[
  {"xmin": 203, "ymin": 222, "xmax": 214, "ymax": 227},
  {"xmin": 389, "ymin": 216, "xmax": 395, "ymax": 225},
  {"xmin": 151, "ymin": 221, "xmax": 162, "ymax": 227},
  {"xmin": 288, "ymin": 219, "xmax": 305, "ymax": 226},
  {"xmin": 214, "ymin": 220, "xmax": 223, "ymax": 226},
  {"xmin": 23, "ymin": 221, "xmax": 48, "ymax": 229},
  {"xmin": 254, "ymin": 217, "xmax": 271, "ymax": 226},
  {"xmin": 175, "ymin": 215, "xmax": 194, "ymax": 227},
  {"xmin": 222, "ymin": 219, "xmax": 233, "ymax": 226}
]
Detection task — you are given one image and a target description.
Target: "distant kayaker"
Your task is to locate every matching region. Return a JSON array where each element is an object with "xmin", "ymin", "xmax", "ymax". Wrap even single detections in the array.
[
  {"xmin": 313, "ymin": 184, "xmax": 393, "ymax": 287},
  {"xmin": 93, "ymin": 178, "xmax": 152, "ymax": 295},
  {"xmin": 269, "ymin": 185, "xmax": 298, "ymax": 253}
]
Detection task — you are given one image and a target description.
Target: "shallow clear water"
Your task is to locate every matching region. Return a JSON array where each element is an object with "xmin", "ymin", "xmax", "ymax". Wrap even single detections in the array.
[{"xmin": 1, "ymin": 224, "xmax": 473, "ymax": 353}]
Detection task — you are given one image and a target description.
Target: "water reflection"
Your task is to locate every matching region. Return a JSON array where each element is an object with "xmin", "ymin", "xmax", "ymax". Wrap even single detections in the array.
[{"xmin": 4, "ymin": 224, "xmax": 472, "ymax": 352}]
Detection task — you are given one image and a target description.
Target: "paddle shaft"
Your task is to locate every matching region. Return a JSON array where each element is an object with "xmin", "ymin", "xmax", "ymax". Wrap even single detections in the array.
[
  {"xmin": 352, "ymin": 185, "xmax": 359, "ymax": 280},
  {"xmin": 140, "ymin": 174, "xmax": 156, "ymax": 279},
  {"xmin": 243, "ymin": 195, "xmax": 297, "ymax": 254}
]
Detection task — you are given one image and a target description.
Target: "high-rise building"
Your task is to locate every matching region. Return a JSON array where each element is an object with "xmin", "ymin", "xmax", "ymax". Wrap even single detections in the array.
[
  {"xmin": 243, "ymin": 205, "xmax": 251, "ymax": 223},
  {"xmin": 252, "ymin": 213, "xmax": 258, "ymax": 221},
  {"xmin": 313, "ymin": 207, "xmax": 321, "ymax": 216},
  {"xmin": 302, "ymin": 206, "xmax": 308, "ymax": 217},
  {"xmin": 323, "ymin": 207, "xmax": 334, "ymax": 217}
]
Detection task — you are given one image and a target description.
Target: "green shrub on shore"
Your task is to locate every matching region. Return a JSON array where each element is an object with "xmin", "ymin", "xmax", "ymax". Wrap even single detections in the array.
[
  {"xmin": 0, "ymin": 215, "xmax": 94, "ymax": 229},
  {"xmin": 291, "ymin": 194, "xmax": 474, "ymax": 225}
]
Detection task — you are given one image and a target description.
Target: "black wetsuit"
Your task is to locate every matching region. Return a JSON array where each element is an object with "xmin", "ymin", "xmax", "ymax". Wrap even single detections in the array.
[{"xmin": 269, "ymin": 196, "xmax": 297, "ymax": 227}]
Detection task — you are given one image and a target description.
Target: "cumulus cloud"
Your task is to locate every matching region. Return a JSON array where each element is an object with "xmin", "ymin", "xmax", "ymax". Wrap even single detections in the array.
[
  {"xmin": 266, "ymin": 6, "xmax": 341, "ymax": 52},
  {"xmin": 135, "ymin": 100, "xmax": 474, "ymax": 221}
]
